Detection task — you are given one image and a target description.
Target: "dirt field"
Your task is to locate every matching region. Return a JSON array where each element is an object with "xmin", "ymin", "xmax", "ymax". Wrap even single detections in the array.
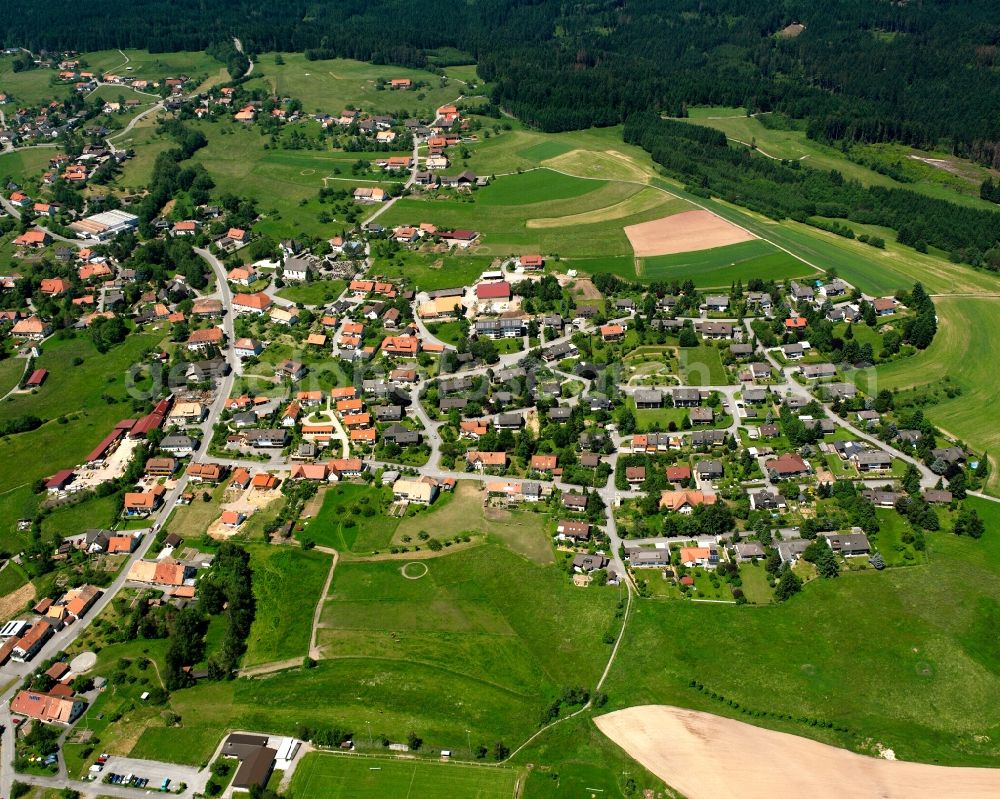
[
  {"xmin": 595, "ymin": 705, "xmax": 1000, "ymax": 799},
  {"xmin": 0, "ymin": 582, "xmax": 35, "ymax": 622},
  {"xmin": 624, "ymin": 209, "xmax": 756, "ymax": 256}
]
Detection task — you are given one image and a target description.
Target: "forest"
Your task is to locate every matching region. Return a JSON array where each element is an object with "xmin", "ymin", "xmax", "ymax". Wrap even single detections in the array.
[{"xmin": 2, "ymin": 0, "xmax": 1000, "ymax": 163}]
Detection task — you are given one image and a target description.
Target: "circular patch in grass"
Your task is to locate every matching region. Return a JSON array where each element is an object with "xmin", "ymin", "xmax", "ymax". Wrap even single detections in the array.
[
  {"xmin": 300, "ymin": 168, "xmax": 316, "ymax": 175},
  {"xmin": 915, "ymin": 661, "xmax": 935, "ymax": 678},
  {"xmin": 401, "ymin": 561, "xmax": 428, "ymax": 580},
  {"xmin": 70, "ymin": 651, "xmax": 98, "ymax": 673}
]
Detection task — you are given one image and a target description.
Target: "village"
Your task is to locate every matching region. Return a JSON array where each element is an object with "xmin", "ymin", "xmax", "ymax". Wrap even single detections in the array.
[{"xmin": 0, "ymin": 40, "xmax": 995, "ymax": 799}]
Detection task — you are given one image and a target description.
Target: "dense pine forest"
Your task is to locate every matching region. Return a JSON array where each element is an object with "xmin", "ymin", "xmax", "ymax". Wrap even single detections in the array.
[{"xmin": 3, "ymin": 0, "xmax": 1000, "ymax": 163}]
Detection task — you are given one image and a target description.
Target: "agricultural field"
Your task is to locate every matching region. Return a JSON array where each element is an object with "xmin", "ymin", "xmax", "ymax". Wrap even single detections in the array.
[
  {"xmin": 678, "ymin": 107, "xmax": 1000, "ymax": 210},
  {"xmin": 0, "ymin": 147, "xmax": 60, "ymax": 192},
  {"xmin": 288, "ymin": 753, "xmax": 520, "ymax": 799},
  {"xmin": 242, "ymin": 544, "xmax": 332, "ymax": 667},
  {"xmin": 872, "ymin": 296, "xmax": 1000, "ymax": 495},
  {"xmin": 637, "ymin": 239, "xmax": 816, "ymax": 286},
  {"xmin": 0, "ymin": 56, "xmax": 69, "ymax": 105},
  {"xmin": 243, "ymin": 53, "xmax": 472, "ymax": 116},
  {"xmin": 604, "ymin": 501, "xmax": 1000, "ymax": 767},
  {"xmin": 80, "ymin": 49, "xmax": 226, "ymax": 85},
  {"xmin": 377, "ymin": 171, "xmax": 689, "ymax": 258}
]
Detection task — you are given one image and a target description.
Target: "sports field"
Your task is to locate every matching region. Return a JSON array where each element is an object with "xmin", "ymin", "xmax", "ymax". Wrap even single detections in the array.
[{"xmin": 288, "ymin": 754, "xmax": 519, "ymax": 799}]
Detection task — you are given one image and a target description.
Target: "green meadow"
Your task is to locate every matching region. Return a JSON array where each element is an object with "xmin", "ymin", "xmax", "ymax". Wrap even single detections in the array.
[
  {"xmin": 371, "ymin": 251, "xmax": 493, "ymax": 292},
  {"xmin": 638, "ymin": 239, "xmax": 816, "ymax": 286},
  {"xmin": 243, "ymin": 53, "xmax": 471, "ymax": 115},
  {"xmin": 604, "ymin": 499, "xmax": 1000, "ymax": 767},
  {"xmin": 242, "ymin": 544, "xmax": 332, "ymax": 667},
  {"xmin": 289, "ymin": 754, "xmax": 520, "ymax": 799}
]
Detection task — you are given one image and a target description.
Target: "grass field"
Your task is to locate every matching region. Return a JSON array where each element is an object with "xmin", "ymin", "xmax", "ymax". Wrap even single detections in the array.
[
  {"xmin": 0, "ymin": 148, "xmax": 59, "ymax": 190},
  {"xmin": 300, "ymin": 484, "xmax": 399, "ymax": 552},
  {"xmin": 0, "ymin": 357, "xmax": 25, "ymax": 397},
  {"xmin": 0, "ymin": 332, "xmax": 161, "ymax": 549},
  {"xmin": 276, "ymin": 279, "xmax": 347, "ymax": 305},
  {"xmin": 40, "ymin": 493, "xmax": 121, "ymax": 539},
  {"xmin": 637, "ymin": 239, "xmax": 817, "ymax": 286},
  {"xmin": 82, "ymin": 49, "xmax": 225, "ymax": 84},
  {"xmin": 243, "ymin": 544, "xmax": 332, "ymax": 667},
  {"xmin": 676, "ymin": 108, "xmax": 999, "ymax": 211},
  {"xmin": 678, "ymin": 345, "xmax": 728, "ymax": 386},
  {"xmin": 0, "ymin": 561, "xmax": 29, "ymax": 596},
  {"xmin": 372, "ymin": 252, "xmax": 494, "ymax": 292},
  {"xmin": 603, "ymin": 497, "xmax": 1000, "ymax": 767},
  {"xmin": 0, "ymin": 56, "xmax": 68, "ymax": 105},
  {"xmin": 477, "ymin": 169, "xmax": 601, "ymax": 206},
  {"xmin": 288, "ymin": 754, "xmax": 519, "ymax": 799},
  {"xmin": 393, "ymin": 482, "xmax": 553, "ymax": 564},
  {"xmin": 243, "ymin": 53, "xmax": 469, "ymax": 116},
  {"xmin": 871, "ymin": 296, "xmax": 1000, "ymax": 495}
]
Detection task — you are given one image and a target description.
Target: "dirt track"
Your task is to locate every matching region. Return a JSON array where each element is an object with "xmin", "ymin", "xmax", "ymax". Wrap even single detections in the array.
[
  {"xmin": 624, "ymin": 209, "xmax": 755, "ymax": 256},
  {"xmin": 595, "ymin": 705, "xmax": 1000, "ymax": 799}
]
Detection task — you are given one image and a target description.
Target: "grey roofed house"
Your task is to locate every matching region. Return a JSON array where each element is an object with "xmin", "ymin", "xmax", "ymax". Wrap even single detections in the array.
[
  {"xmin": 542, "ymin": 341, "xmax": 576, "ymax": 361},
  {"xmin": 562, "ymin": 492, "xmax": 588, "ymax": 510},
  {"xmin": 426, "ymin": 286, "xmax": 466, "ymax": 299},
  {"xmin": 861, "ymin": 489, "xmax": 899, "ymax": 507},
  {"xmin": 615, "ymin": 297, "xmax": 636, "ymax": 310},
  {"xmin": 923, "ymin": 489, "xmax": 953, "ymax": 504},
  {"xmin": 244, "ymin": 428, "xmax": 289, "ymax": 448},
  {"xmin": 854, "ymin": 450, "xmax": 892, "ymax": 470},
  {"xmin": 363, "ymin": 379, "xmax": 391, "ymax": 398},
  {"xmin": 696, "ymin": 459, "xmax": 724, "ymax": 479},
  {"xmin": 790, "ymin": 281, "xmax": 814, "ymax": 301},
  {"xmin": 821, "ymin": 382, "xmax": 857, "ymax": 400},
  {"xmin": 781, "ymin": 342, "xmax": 805, "ymax": 359},
  {"xmin": 495, "ymin": 412, "xmax": 523, "ymax": 428},
  {"xmin": 749, "ymin": 490, "xmax": 783, "ymax": 510},
  {"xmin": 573, "ymin": 553, "xmax": 609, "ymax": 573},
  {"xmin": 492, "ymin": 391, "xmax": 513, "ymax": 405},
  {"xmin": 543, "ymin": 314, "xmax": 564, "ymax": 329},
  {"xmin": 160, "ymin": 434, "xmax": 198, "ymax": 453},
  {"xmin": 783, "ymin": 396, "xmax": 809, "ymax": 410},
  {"xmin": 633, "ymin": 389, "xmax": 663, "ymax": 408},
  {"xmin": 673, "ymin": 388, "xmax": 702, "ymax": 406},
  {"xmin": 231, "ymin": 410, "xmax": 257, "ymax": 429},
  {"xmin": 374, "ymin": 405, "xmax": 404, "ymax": 422},
  {"xmin": 729, "ymin": 343, "xmax": 753, "ymax": 357},
  {"xmin": 537, "ymin": 381, "xmax": 561, "ymax": 398},
  {"xmin": 548, "ymin": 406, "xmax": 573, "ymax": 421},
  {"xmin": 522, "ymin": 481, "xmax": 542, "ymax": 500},
  {"xmin": 589, "ymin": 396, "xmax": 611, "ymax": 412},
  {"xmin": 697, "ymin": 321, "xmax": 733, "ymax": 338},
  {"xmin": 652, "ymin": 318, "xmax": 684, "ymax": 331},
  {"xmin": 382, "ymin": 424, "xmax": 420, "ymax": 445},
  {"xmin": 440, "ymin": 376, "xmax": 473, "ymax": 393},
  {"xmin": 800, "ymin": 363, "xmax": 836, "ymax": 379},
  {"xmin": 748, "ymin": 362, "xmax": 772, "ymax": 379},
  {"xmin": 494, "ymin": 367, "xmax": 526, "ymax": 384},
  {"xmin": 689, "ymin": 407, "xmax": 714, "ymax": 424},
  {"xmin": 777, "ymin": 539, "xmax": 810, "ymax": 563},
  {"xmin": 690, "ymin": 429, "xmax": 727, "ymax": 446},
  {"xmin": 439, "ymin": 397, "xmax": 468, "ymax": 411},
  {"xmin": 801, "ymin": 418, "xmax": 836, "ymax": 434},
  {"xmin": 625, "ymin": 547, "xmax": 670, "ymax": 567},
  {"xmin": 743, "ymin": 387, "xmax": 768, "ymax": 404},
  {"xmin": 580, "ymin": 452, "xmax": 601, "ymax": 468},
  {"xmin": 186, "ymin": 358, "xmax": 231, "ymax": 382},
  {"xmin": 823, "ymin": 531, "xmax": 871, "ymax": 556},
  {"xmin": 931, "ymin": 446, "xmax": 966, "ymax": 464},
  {"xmin": 705, "ymin": 294, "xmax": 729, "ymax": 309},
  {"xmin": 222, "ymin": 733, "xmax": 269, "ymax": 760},
  {"xmin": 295, "ymin": 441, "xmax": 317, "ymax": 459},
  {"xmin": 734, "ymin": 541, "xmax": 765, "ymax": 560}
]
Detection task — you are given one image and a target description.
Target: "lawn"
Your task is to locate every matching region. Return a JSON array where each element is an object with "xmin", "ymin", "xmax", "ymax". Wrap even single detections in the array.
[
  {"xmin": 0, "ymin": 148, "xmax": 59, "ymax": 190},
  {"xmin": 871, "ymin": 296, "xmax": 1000, "ymax": 495},
  {"xmin": 0, "ymin": 56, "xmax": 70, "ymax": 105},
  {"xmin": 81, "ymin": 49, "xmax": 226, "ymax": 84},
  {"xmin": 0, "ymin": 356, "xmax": 25, "ymax": 397},
  {"xmin": 288, "ymin": 753, "xmax": 520, "ymax": 799},
  {"xmin": 0, "ymin": 560, "xmax": 29, "ymax": 596},
  {"xmin": 603, "ymin": 506, "xmax": 1000, "ymax": 767},
  {"xmin": 164, "ymin": 483, "xmax": 227, "ymax": 540},
  {"xmin": 242, "ymin": 544, "xmax": 332, "ymax": 667},
  {"xmin": 276, "ymin": 279, "xmax": 346, "ymax": 305},
  {"xmin": 372, "ymin": 251, "xmax": 494, "ymax": 292},
  {"xmin": 476, "ymin": 169, "xmax": 602, "ymax": 206},
  {"xmin": 299, "ymin": 484, "xmax": 399, "ymax": 553},
  {"xmin": 425, "ymin": 320, "xmax": 466, "ymax": 346},
  {"xmin": 394, "ymin": 482, "xmax": 553, "ymax": 564},
  {"xmin": 637, "ymin": 240, "xmax": 817, "ymax": 286},
  {"xmin": 678, "ymin": 345, "xmax": 728, "ymax": 386},
  {"xmin": 40, "ymin": 492, "xmax": 121, "ymax": 539},
  {"xmin": 632, "ymin": 405, "xmax": 687, "ymax": 433}
]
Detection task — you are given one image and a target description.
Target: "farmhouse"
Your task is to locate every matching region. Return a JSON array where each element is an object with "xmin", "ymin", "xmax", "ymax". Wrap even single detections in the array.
[
  {"xmin": 393, "ymin": 479, "xmax": 438, "ymax": 505},
  {"xmin": 233, "ymin": 292, "xmax": 272, "ymax": 315}
]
